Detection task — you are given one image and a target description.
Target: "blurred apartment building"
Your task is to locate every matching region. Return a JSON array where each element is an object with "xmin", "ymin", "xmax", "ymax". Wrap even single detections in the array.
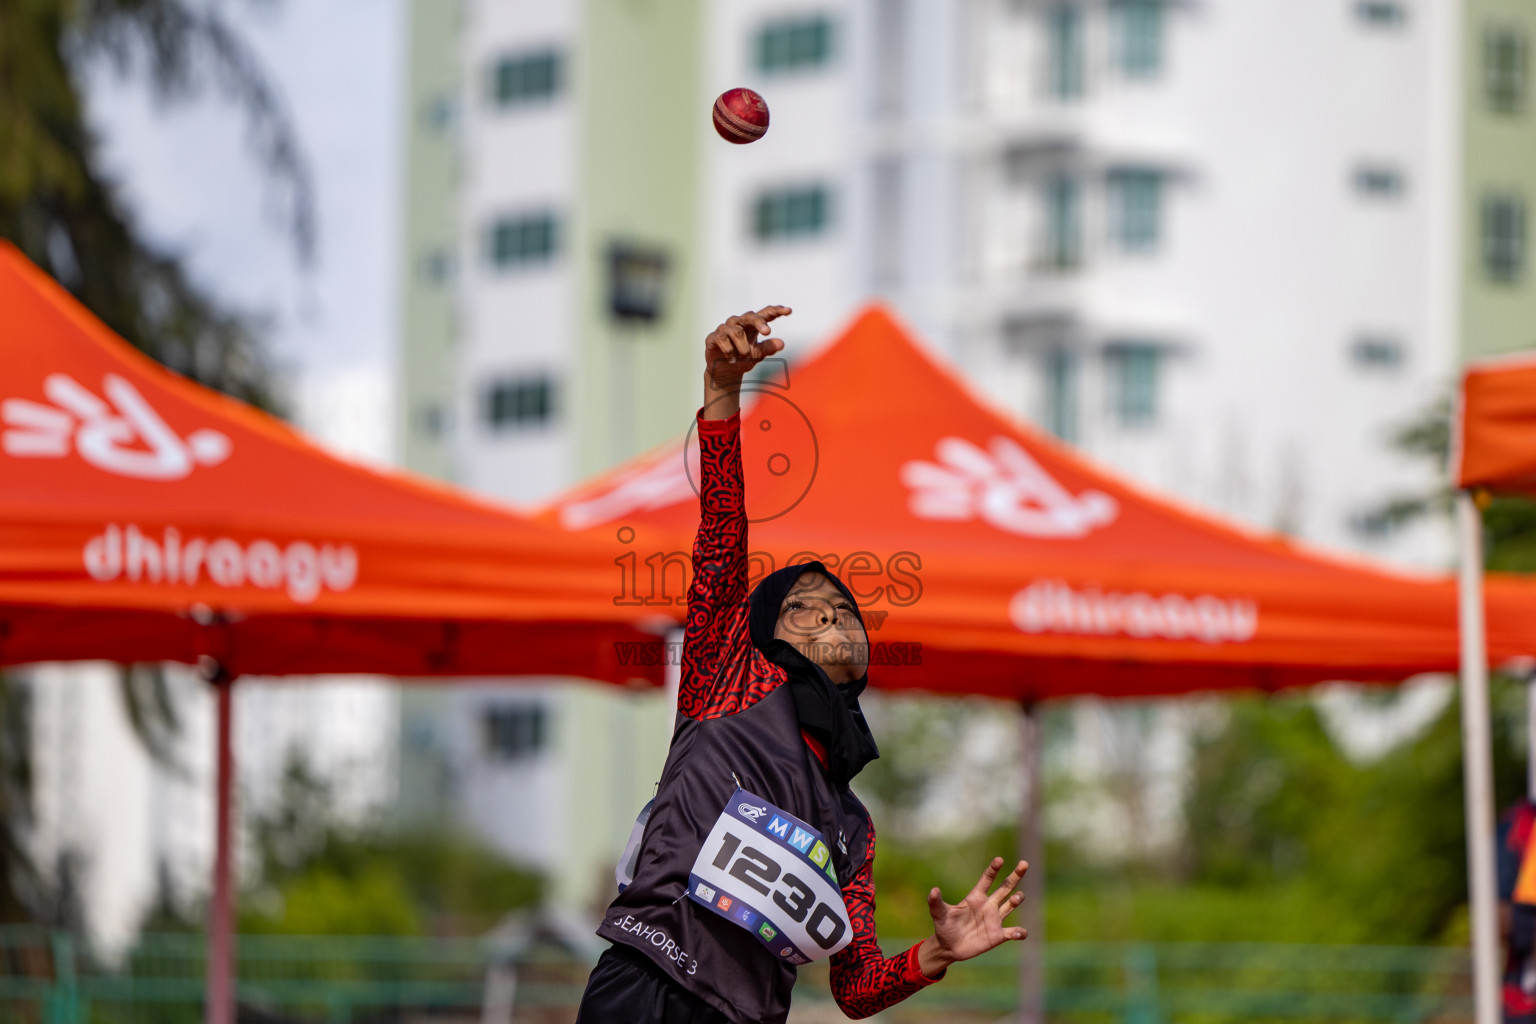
[
  {"xmin": 396, "ymin": 0, "xmax": 1536, "ymax": 906},
  {"xmin": 1461, "ymin": 0, "xmax": 1536, "ymax": 362},
  {"xmin": 394, "ymin": 0, "xmax": 694, "ymax": 913}
]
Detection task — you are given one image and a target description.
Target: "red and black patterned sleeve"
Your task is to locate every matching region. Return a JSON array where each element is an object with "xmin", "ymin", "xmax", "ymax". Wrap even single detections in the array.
[
  {"xmin": 829, "ymin": 817, "xmax": 942, "ymax": 1018},
  {"xmin": 677, "ymin": 410, "xmax": 751, "ymax": 719}
]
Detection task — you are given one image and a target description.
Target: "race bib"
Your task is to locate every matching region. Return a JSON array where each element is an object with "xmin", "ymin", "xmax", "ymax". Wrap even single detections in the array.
[{"xmin": 687, "ymin": 788, "xmax": 853, "ymax": 965}]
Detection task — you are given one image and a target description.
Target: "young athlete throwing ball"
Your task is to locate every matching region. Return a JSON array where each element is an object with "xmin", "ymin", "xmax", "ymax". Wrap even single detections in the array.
[{"xmin": 576, "ymin": 307, "xmax": 1029, "ymax": 1023}]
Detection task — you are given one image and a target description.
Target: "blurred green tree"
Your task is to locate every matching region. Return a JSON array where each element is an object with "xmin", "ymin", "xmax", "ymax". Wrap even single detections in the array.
[
  {"xmin": 0, "ymin": 675, "xmax": 37, "ymax": 923},
  {"xmin": 1363, "ymin": 394, "xmax": 1536, "ymax": 571},
  {"xmin": 239, "ymin": 753, "xmax": 544, "ymax": 937},
  {"xmin": 1175, "ymin": 681, "xmax": 1527, "ymax": 944}
]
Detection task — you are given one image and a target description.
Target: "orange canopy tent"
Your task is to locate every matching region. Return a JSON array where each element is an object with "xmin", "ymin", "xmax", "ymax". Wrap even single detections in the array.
[
  {"xmin": 539, "ymin": 306, "xmax": 1536, "ymax": 693},
  {"xmin": 0, "ymin": 244, "xmax": 665, "ymax": 1024},
  {"xmin": 541, "ymin": 310, "xmax": 1536, "ymax": 1024},
  {"xmin": 1453, "ymin": 353, "xmax": 1536, "ymax": 1024},
  {"xmin": 0, "ymin": 246, "xmax": 663, "ymax": 683},
  {"xmin": 1458, "ymin": 352, "xmax": 1536, "ymax": 496}
]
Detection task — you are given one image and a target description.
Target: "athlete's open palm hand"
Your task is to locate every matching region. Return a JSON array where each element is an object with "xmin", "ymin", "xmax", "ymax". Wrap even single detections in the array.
[{"xmin": 918, "ymin": 857, "xmax": 1028, "ymax": 976}]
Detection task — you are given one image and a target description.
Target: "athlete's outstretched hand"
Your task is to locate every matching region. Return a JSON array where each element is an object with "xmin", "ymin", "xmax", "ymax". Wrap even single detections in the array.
[
  {"xmin": 916, "ymin": 857, "xmax": 1028, "ymax": 978},
  {"xmin": 702, "ymin": 305, "xmax": 791, "ymax": 420}
]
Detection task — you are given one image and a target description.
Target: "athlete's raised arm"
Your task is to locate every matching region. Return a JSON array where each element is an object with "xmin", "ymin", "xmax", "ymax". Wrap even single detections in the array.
[{"xmin": 677, "ymin": 307, "xmax": 791, "ymax": 717}]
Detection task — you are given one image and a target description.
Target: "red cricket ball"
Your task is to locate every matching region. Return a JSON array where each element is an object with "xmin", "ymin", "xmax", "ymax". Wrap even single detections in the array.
[{"xmin": 713, "ymin": 88, "xmax": 770, "ymax": 145}]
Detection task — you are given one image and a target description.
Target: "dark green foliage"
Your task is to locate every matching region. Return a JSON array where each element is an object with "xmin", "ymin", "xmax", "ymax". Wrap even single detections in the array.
[
  {"xmin": 1178, "ymin": 682, "xmax": 1527, "ymax": 944},
  {"xmin": 1182, "ymin": 698, "xmax": 1338, "ymax": 887},
  {"xmin": 241, "ymin": 753, "xmax": 544, "ymax": 937},
  {"xmin": 0, "ymin": 0, "xmax": 312, "ymax": 409},
  {"xmin": 0, "ymin": 675, "xmax": 36, "ymax": 925},
  {"xmin": 116, "ymin": 665, "xmax": 186, "ymax": 775},
  {"xmin": 867, "ymin": 678, "xmax": 1530, "ymax": 948},
  {"xmin": 1483, "ymin": 495, "xmax": 1536, "ymax": 572},
  {"xmin": 858, "ymin": 697, "xmax": 976, "ymax": 841},
  {"xmin": 1364, "ymin": 394, "xmax": 1536, "ymax": 569}
]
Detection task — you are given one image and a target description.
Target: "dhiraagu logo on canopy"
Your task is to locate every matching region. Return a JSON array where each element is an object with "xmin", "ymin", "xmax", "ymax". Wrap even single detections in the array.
[
  {"xmin": 901, "ymin": 436, "xmax": 1117, "ymax": 538},
  {"xmin": 81, "ymin": 524, "xmax": 359, "ymax": 604},
  {"xmin": 1010, "ymin": 579, "xmax": 1259, "ymax": 644},
  {"xmin": 4, "ymin": 373, "xmax": 232, "ymax": 480}
]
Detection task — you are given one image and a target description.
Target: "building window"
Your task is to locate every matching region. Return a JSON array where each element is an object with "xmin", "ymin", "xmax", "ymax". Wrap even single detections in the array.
[
  {"xmin": 486, "ymin": 212, "xmax": 559, "ymax": 269},
  {"xmin": 1353, "ymin": 163, "xmax": 1405, "ymax": 198},
  {"xmin": 1047, "ymin": 5, "xmax": 1084, "ymax": 100},
  {"xmin": 484, "ymin": 375, "xmax": 556, "ymax": 431},
  {"xmin": 1041, "ymin": 175, "xmax": 1081, "ymax": 270},
  {"xmin": 482, "ymin": 704, "xmax": 546, "ymax": 761},
  {"xmin": 1348, "ymin": 508, "xmax": 1398, "ymax": 541},
  {"xmin": 1108, "ymin": 169, "xmax": 1162, "ymax": 251},
  {"xmin": 419, "ymin": 248, "xmax": 455, "ymax": 285},
  {"xmin": 1043, "ymin": 347, "xmax": 1080, "ymax": 442},
  {"xmin": 1105, "ymin": 344, "xmax": 1160, "ymax": 428},
  {"xmin": 1483, "ymin": 193, "xmax": 1526, "ymax": 282},
  {"xmin": 417, "ymin": 403, "xmax": 446, "ymax": 438},
  {"xmin": 753, "ymin": 185, "xmax": 833, "ymax": 242},
  {"xmin": 422, "ymin": 93, "xmax": 457, "ymax": 132},
  {"xmin": 1485, "ymin": 27, "xmax": 1528, "ymax": 114},
  {"xmin": 608, "ymin": 242, "xmax": 672, "ymax": 323},
  {"xmin": 1354, "ymin": 2, "xmax": 1405, "ymax": 27},
  {"xmin": 756, "ymin": 15, "xmax": 835, "ymax": 74},
  {"xmin": 489, "ymin": 49, "xmax": 563, "ymax": 108},
  {"xmin": 1112, "ymin": 0, "xmax": 1163, "ymax": 78},
  {"xmin": 1349, "ymin": 335, "xmax": 1405, "ymax": 370}
]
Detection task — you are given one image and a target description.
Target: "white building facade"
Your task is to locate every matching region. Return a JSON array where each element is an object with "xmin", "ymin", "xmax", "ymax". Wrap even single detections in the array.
[
  {"xmin": 396, "ymin": 0, "xmax": 683, "ymax": 915},
  {"xmin": 703, "ymin": 0, "xmax": 1457, "ymax": 563}
]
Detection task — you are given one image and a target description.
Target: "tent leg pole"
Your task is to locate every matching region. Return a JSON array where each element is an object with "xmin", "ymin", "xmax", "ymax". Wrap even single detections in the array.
[
  {"xmin": 1527, "ymin": 673, "xmax": 1536, "ymax": 801},
  {"xmin": 1457, "ymin": 492, "xmax": 1500, "ymax": 1024},
  {"xmin": 207, "ymin": 673, "xmax": 236, "ymax": 1024},
  {"xmin": 1019, "ymin": 701, "xmax": 1044, "ymax": 1024}
]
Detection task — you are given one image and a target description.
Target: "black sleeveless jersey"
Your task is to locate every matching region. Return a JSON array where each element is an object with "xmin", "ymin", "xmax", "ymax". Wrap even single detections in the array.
[{"xmin": 598, "ymin": 681, "xmax": 870, "ymax": 1024}]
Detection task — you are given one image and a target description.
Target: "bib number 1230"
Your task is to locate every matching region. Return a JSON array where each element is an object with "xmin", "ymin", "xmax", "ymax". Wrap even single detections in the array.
[{"xmin": 686, "ymin": 788, "xmax": 853, "ymax": 966}]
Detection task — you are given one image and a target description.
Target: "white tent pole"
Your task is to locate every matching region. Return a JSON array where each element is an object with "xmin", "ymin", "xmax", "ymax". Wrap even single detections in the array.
[
  {"xmin": 1018, "ymin": 701, "xmax": 1044, "ymax": 1024},
  {"xmin": 1457, "ymin": 491, "xmax": 1500, "ymax": 1024}
]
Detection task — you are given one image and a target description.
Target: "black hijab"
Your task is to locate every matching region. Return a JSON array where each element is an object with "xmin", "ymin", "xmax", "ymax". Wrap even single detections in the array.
[{"xmin": 747, "ymin": 561, "xmax": 880, "ymax": 789}]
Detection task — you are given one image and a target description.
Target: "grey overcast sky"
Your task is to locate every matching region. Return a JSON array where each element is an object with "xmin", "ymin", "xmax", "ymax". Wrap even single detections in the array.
[{"xmin": 85, "ymin": 0, "xmax": 405, "ymax": 461}]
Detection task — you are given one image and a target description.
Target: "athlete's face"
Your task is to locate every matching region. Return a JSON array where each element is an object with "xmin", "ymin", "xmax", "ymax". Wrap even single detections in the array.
[{"xmin": 773, "ymin": 571, "xmax": 869, "ymax": 684}]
